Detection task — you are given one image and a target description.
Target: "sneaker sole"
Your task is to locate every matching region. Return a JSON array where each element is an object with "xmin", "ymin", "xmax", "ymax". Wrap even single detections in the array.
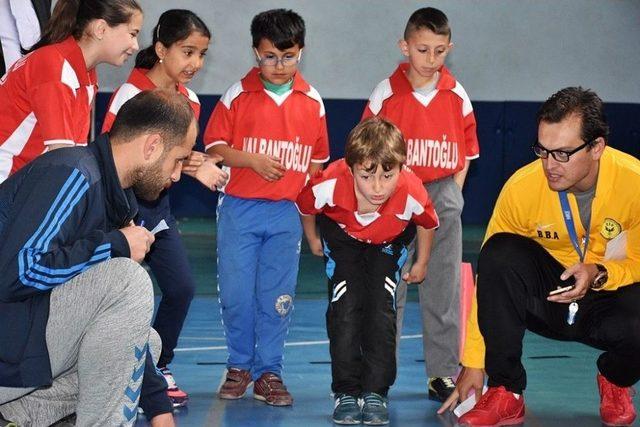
[
  {"xmin": 601, "ymin": 418, "xmax": 637, "ymax": 427},
  {"xmin": 332, "ymin": 417, "xmax": 361, "ymax": 425},
  {"xmin": 171, "ymin": 399, "xmax": 189, "ymax": 408},
  {"xmin": 362, "ymin": 420, "xmax": 389, "ymax": 425},
  {"xmin": 459, "ymin": 416, "xmax": 525, "ymax": 427},
  {"xmin": 218, "ymin": 382, "xmax": 253, "ymax": 400},
  {"xmin": 253, "ymin": 393, "xmax": 293, "ymax": 406}
]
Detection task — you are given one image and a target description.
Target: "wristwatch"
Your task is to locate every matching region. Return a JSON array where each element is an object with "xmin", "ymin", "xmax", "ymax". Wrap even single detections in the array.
[{"xmin": 591, "ymin": 263, "xmax": 608, "ymax": 290}]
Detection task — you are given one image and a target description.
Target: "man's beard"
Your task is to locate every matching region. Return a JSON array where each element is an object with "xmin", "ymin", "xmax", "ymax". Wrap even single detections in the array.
[{"xmin": 130, "ymin": 159, "xmax": 166, "ymax": 201}]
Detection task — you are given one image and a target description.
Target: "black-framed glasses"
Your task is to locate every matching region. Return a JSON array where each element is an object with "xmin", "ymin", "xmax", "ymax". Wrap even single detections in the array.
[{"xmin": 532, "ymin": 141, "xmax": 592, "ymax": 163}]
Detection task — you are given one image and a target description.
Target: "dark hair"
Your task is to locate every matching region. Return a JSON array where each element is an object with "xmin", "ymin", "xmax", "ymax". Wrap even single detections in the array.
[
  {"xmin": 135, "ymin": 9, "xmax": 211, "ymax": 69},
  {"xmin": 27, "ymin": 0, "xmax": 142, "ymax": 53},
  {"xmin": 110, "ymin": 89, "xmax": 195, "ymax": 150},
  {"xmin": 404, "ymin": 7, "xmax": 451, "ymax": 40},
  {"xmin": 345, "ymin": 117, "xmax": 406, "ymax": 172},
  {"xmin": 251, "ymin": 9, "xmax": 305, "ymax": 50},
  {"xmin": 537, "ymin": 87, "xmax": 609, "ymax": 145}
]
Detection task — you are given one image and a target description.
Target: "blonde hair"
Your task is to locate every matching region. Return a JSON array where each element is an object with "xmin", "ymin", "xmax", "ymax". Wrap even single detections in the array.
[{"xmin": 345, "ymin": 117, "xmax": 406, "ymax": 172}]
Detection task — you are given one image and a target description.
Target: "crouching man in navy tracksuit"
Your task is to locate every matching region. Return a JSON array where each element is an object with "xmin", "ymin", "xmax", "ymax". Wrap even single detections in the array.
[{"xmin": 0, "ymin": 89, "xmax": 197, "ymax": 426}]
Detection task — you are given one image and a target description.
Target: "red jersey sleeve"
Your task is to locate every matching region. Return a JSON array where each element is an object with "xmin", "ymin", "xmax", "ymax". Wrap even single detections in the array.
[
  {"xmin": 464, "ymin": 110, "xmax": 480, "ymax": 159},
  {"xmin": 28, "ymin": 82, "xmax": 77, "ymax": 146},
  {"xmin": 452, "ymin": 83, "xmax": 480, "ymax": 160},
  {"xmin": 203, "ymin": 100, "xmax": 235, "ymax": 151},
  {"xmin": 311, "ymin": 113, "xmax": 330, "ymax": 163},
  {"xmin": 405, "ymin": 171, "xmax": 439, "ymax": 230}
]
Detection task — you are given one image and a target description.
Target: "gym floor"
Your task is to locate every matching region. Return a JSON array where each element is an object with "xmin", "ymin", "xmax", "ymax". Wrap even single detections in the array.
[{"xmin": 134, "ymin": 219, "xmax": 637, "ymax": 426}]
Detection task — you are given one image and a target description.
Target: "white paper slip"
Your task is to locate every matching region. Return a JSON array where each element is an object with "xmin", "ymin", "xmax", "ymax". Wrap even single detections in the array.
[
  {"xmin": 150, "ymin": 219, "xmax": 169, "ymax": 235},
  {"xmin": 453, "ymin": 386, "xmax": 488, "ymax": 417}
]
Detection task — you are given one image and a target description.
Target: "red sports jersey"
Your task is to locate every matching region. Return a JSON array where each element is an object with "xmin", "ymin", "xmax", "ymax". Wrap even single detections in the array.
[
  {"xmin": 0, "ymin": 37, "xmax": 98, "ymax": 181},
  {"xmin": 102, "ymin": 67, "xmax": 201, "ymax": 133},
  {"xmin": 362, "ymin": 64, "xmax": 479, "ymax": 183},
  {"xmin": 203, "ymin": 68, "xmax": 330, "ymax": 201},
  {"xmin": 296, "ymin": 159, "xmax": 439, "ymax": 244}
]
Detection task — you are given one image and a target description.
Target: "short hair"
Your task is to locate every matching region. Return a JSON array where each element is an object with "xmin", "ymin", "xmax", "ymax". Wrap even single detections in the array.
[
  {"xmin": 345, "ymin": 117, "xmax": 407, "ymax": 172},
  {"xmin": 537, "ymin": 87, "xmax": 610, "ymax": 144},
  {"xmin": 404, "ymin": 7, "xmax": 451, "ymax": 40},
  {"xmin": 109, "ymin": 89, "xmax": 195, "ymax": 150},
  {"xmin": 251, "ymin": 9, "xmax": 305, "ymax": 50}
]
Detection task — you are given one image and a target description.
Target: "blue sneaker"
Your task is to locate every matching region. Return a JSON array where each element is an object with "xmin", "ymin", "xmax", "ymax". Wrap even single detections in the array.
[
  {"xmin": 361, "ymin": 392, "xmax": 389, "ymax": 425},
  {"xmin": 332, "ymin": 394, "xmax": 362, "ymax": 424}
]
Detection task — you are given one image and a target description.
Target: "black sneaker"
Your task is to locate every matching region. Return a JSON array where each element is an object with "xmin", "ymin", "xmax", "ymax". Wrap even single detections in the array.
[
  {"xmin": 332, "ymin": 393, "xmax": 362, "ymax": 424},
  {"xmin": 428, "ymin": 376, "xmax": 456, "ymax": 402},
  {"xmin": 361, "ymin": 392, "xmax": 389, "ymax": 425}
]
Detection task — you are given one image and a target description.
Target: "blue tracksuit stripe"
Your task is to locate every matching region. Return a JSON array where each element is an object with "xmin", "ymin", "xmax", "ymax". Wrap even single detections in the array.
[
  {"xmin": 22, "ymin": 169, "xmax": 84, "ymax": 249},
  {"xmin": 33, "ymin": 174, "xmax": 87, "ymax": 250},
  {"xmin": 30, "ymin": 244, "xmax": 111, "ymax": 277},
  {"xmin": 17, "ymin": 169, "xmax": 111, "ymax": 290}
]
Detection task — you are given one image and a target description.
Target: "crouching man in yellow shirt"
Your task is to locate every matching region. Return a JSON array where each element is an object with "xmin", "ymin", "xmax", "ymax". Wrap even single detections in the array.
[{"xmin": 439, "ymin": 87, "xmax": 640, "ymax": 427}]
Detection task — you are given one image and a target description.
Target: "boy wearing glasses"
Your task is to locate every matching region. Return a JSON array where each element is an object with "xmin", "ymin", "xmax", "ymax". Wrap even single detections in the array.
[
  {"xmin": 203, "ymin": 8, "xmax": 329, "ymax": 406},
  {"xmin": 362, "ymin": 7, "xmax": 479, "ymax": 401}
]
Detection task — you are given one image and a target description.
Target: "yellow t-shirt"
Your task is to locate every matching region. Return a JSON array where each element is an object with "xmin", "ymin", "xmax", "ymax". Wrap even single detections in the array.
[{"xmin": 462, "ymin": 146, "xmax": 640, "ymax": 369}]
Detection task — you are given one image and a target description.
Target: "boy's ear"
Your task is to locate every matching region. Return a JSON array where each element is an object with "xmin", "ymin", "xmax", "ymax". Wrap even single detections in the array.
[
  {"xmin": 398, "ymin": 39, "xmax": 409, "ymax": 57},
  {"xmin": 448, "ymin": 42, "xmax": 455, "ymax": 52}
]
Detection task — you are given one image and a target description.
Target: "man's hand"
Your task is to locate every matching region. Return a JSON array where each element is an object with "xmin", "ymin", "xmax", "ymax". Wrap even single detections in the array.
[
  {"xmin": 437, "ymin": 367, "xmax": 485, "ymax": 414},
  {"xmin": 150, "ymin": 413, "xmax": 175, "ymax": 427},
  {"xmin": 547, "ymin": 262, "xmax": 598, "ymax": 303},
  {"xmin": 250, "ymin": 154, "xmax": 285, "ymax": 181},
  {"xmin": 194, "ymin": 155, "xmax": 229, "ymax": 190},
  {"xmin": 402, "ymin": 262, "xmax": 427, "ymax": 284},
  {"xmin": 120, "ymin": 225, "xmax": 155, "ymax": 263},
  {"xmin": 182, "ymin": 151, "xmax": 207, "ymax": 174}
]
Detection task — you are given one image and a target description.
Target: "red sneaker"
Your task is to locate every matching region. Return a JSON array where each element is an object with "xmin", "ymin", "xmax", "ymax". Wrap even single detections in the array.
[
  {"xmin": 253, "ymin": 372, "xmax": 293, "ymax": 406},
  {"xmin": 159, "ymin": 367, "xmax": 189, "ymax": 408},
  {"xmin": 598, "ymin": 373, "xmax": 637, "ymax": 426},
  {"xmin": 458, "ymin": 386, "xmax": 525, "ymax": 426}
]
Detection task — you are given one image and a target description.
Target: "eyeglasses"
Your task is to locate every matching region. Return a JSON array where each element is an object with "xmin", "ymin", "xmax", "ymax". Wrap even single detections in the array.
[
  {"xmin": 254, "ymin": 49, "xmax": 301, "ymax": 67},
  {"xmin": 532, "ymin": 141, "xmax": 592, "ymax": 163}
]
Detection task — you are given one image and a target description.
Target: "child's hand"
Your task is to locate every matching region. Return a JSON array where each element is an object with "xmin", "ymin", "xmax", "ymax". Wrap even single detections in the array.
[
  {"xmin": 182, "ymin": 151, "xmax": 207, "ymax": 174},
  {"xmin": 402, "ymin": 263, "xmax": 427, "ymax": 284},
  {"xmin": 307, "ymin": 235, "xmax": 323, "ymax": 257},
  {"xmin": 251, "ymin": 154, "xmax": 285, "ymax": 181},
  {"xmin": 194, "ymin": 158, "xmax": 229, "ymax": 191}
]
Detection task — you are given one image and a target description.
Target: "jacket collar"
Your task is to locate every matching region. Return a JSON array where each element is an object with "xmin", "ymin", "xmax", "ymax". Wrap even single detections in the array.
[{"xmin": 88, "ymin": 134, "xmax": 138, "ymax": 228}]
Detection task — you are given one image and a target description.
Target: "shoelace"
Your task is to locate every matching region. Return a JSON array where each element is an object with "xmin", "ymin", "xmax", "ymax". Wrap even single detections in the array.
[
  {"xmin": 363, "ymin": 394, "xmax": 385, "ymax": 407},
  {"xmin": 336, "ymin": 395, "xmax": 358, "ymax": 408}
]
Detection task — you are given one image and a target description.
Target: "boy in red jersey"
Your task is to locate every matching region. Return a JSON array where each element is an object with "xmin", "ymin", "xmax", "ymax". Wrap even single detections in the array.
[
  {"xmin": 297, "ymin": 117, "xmax": 438, "ymax": 424},
  {"xmin": 362, "ymin": 7, "xmax": 480, "ymax": 402},
  {"xmin": 203, "ymin": 9, "xmax": 329, "ymax": 406}
]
